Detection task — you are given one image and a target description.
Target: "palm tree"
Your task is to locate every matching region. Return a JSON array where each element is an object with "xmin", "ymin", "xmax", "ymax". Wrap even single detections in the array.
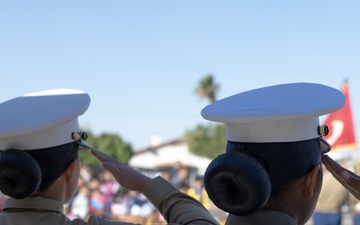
[{"xmin": 195, "ymin": 74, "xmax": 220, "ymax": 104}]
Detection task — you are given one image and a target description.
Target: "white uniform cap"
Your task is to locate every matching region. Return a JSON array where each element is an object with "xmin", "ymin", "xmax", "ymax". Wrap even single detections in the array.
[
  {"xmin": 0, "ymin": 89, "xmax": 90, "ymax": 150},
  {"xmin": 201, "ymin": 83, "xmax": 345, "ymax": 152}
]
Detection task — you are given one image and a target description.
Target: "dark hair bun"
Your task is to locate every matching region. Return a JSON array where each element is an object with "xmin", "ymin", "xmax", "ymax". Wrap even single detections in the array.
[
  {"xmin": 0, "ymin": 149, "xmax": 42, "ymax": 199},
  {"xmin": 204, "ymin": 152, "xmax": 272, "ymax": 215}
]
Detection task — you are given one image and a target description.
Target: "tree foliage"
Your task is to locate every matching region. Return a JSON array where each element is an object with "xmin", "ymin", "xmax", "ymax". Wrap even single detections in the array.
[
  {"xmin": 194, "ymin": 74, "xmax": 220, "ymax": 104},
  {"xmin": 184, "ymin": 123, "xmax": 226, "ymax": 159},
  {"xmin": 79, "ymin": 130, "xmax": 133, "ymax": 167},
  {"xmin": 187, "ymin": 74, "xmax": 225, "ymax": 159}
]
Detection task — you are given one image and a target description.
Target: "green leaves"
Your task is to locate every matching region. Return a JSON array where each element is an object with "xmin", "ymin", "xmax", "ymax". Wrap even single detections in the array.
[
  {"xmin": 79, "ymin": 130, "xmax": 133, "ymax": 167},
  {"xmin": 184, "ymin": 123, "xmax": 226, "ymax": 159}
]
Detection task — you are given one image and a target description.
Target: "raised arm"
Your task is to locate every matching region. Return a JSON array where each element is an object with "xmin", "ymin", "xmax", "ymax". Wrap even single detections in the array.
[
  {"xmin": 322, "ymin": 155, "xmax": 360, "ymax": 200},
  {"xmin": 91, "ymin": 149, "xmax": 219, "ymax": 225}
]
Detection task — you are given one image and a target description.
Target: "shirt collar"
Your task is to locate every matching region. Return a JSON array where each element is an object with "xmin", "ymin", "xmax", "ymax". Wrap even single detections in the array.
[
  {"xmin": 3, "ymin": 197, "xmax": 64, "ymax": 213},
  {"xmin": 226, "ymin": 209, "xmax": 297, "ymax": 225}
]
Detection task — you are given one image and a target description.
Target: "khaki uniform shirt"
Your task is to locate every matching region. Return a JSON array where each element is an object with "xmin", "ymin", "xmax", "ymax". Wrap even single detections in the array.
[
  {"xmin": 225, "ymin": 209, "xmax": 297, "ymax": 225},
  {"xmin": 0, "ymin": 177, "xmax": 219, "ymax": 225}
]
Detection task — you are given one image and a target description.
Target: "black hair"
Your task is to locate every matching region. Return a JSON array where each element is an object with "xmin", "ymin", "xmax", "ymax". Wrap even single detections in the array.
[
  {"xmin": 204, "ymin": 138, "xmax": 321, "ymax": 216},
  {"xmin": 0, "ymin": 142, "xmax": 79, "ymax": 199},
  {"xmin": 0, "ymin": 150, "xmax": 41, "ymax": 199}
]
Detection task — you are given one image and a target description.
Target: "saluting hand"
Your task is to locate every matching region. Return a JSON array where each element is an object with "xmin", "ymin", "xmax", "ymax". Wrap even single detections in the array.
[
  {"xmin": 322, "ymin": 155, "xmax": 360, "ymax": 200},
  {"xmin": 91, "ymin": 149, "xmax": 151, "ymax": 192}
]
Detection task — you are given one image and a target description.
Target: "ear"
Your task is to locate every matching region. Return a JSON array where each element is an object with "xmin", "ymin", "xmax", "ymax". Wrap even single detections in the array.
[
  {"xmin": 304, "ymin": 164, "xmax": 321, "ymax": 197},
  {"xmin": 65, "ymin": 160, "xmax": 78, "ymax": 182}
]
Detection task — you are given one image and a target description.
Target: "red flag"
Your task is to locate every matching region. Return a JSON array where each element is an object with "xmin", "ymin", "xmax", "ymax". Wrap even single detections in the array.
[{"xmin": 323, "ymin": 81, "xmax": 357, "ymax": 151}]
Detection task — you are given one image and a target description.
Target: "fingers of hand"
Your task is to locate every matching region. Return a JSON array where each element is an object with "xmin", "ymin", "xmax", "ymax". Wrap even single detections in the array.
[
  {"xmin": 91, "ymin": 149, "xmax": 115, "ymax": 163},
  {"xmin": 323, "ymin": 156, "xmax": 348, "ymax": 179},
  {"xmin": 322, "ymin": 155, "xmax": 342, "ymax": 174},
  {"xmin": 323, "ymin": 155, "xmax": 360, "ymax": 199},
  {"xmin": 323, "ymin": 155, "xmax": 356, "ymax": 181},
  {"xmin": 91, "ymin": 149, "xmax": 105, "ymax": 160},
  {"xmin": 343, "ymin": 171, "xmax": 360, "ymax": 199},
  {"xmin": 103, "ymin": 162, "xmax": 118, "ymax": 173}
]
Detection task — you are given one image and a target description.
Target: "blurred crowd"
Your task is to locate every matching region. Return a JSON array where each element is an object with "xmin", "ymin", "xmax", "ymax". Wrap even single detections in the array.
[
  {"xmin": 3, "ymin": 161, "xmax": 360, "ymax": 225},
  {"xmin": 0, "ymin": 164, "xmax": 212, "ymax": 225},
  {"xmin": 0, "ymin": 161, "xmax": 226, "ymax": 225}
]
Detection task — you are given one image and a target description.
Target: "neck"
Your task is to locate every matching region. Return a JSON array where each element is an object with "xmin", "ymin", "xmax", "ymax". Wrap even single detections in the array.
[
  {"xmin": 263, "ymin": 178, "xmax": 309, "ymax": 225},
  {"xmin": 32, "ymin": 175, "xmax": 67, "ymax": 203}
]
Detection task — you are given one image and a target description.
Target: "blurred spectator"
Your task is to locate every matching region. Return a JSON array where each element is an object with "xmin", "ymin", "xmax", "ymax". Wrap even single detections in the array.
[
  {"xmin": 88, "ymin": 189, "xmax": 106, "ymax": 218},
  {"xmin": 70, "ymin": 184, "xmax": 90, "ymax": 219},
  {"xmin": 124, "ymin": 191, "xmax": 153, "ymax": 224},
  {"xmin": 80, "ymin": 166, "xmax": 93, "ymax": 183},
  {"xmin": 62, "ymin": 165, "xmax": 218, "ymax": 224},
  {"xmin": 88, "ymin": 177, "xmax": 107, "ymax": 218},
  {"xmin": 171, "ymin": 166, "xmax": 189, "ymax": 187},
  {"xmin": 178, "ymin": 182, "xmax": 191, "ymax": 194},
  {"xmin": 160, "ymin": 171, "xmax": 171, "ymax": 182},
  {"xmin": 187, "ymin": 176, "xmax": 210, "ymax": 209},
  {"xmin": 313, "ymin": 164, "xmax": 349, "ymax": 225},
  {"xmin": 146, "ymin": 209, "xmax": 167, "ymax": 225},
  {"xmin": 110, "ymin": 189, "xmax": 129, "ymax": 221},
  {"xmin": 99, "ymin": 170, "xmax": 120, "ymax": 219},
  {"xmin": 130, "ymin": 193, "xmax": 153, "ymax": 217},
  {"xmin": 350, "ymin": 194, "xmax": 360, "ymax": 225}
]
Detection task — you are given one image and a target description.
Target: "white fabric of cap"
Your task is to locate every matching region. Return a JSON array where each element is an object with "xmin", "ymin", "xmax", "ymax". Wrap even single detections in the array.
[
  {"xmin": 201, "ymin": 83, "xmax": 345, "ymax": 143},
  {"xmin": 0, "ymin": 89, "xmax": 90, "ymax": 150}
]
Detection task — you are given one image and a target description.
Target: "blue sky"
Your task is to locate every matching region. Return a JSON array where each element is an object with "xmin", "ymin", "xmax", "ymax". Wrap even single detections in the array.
[{"xmin": 1, "ymin": 1, "xmax": 359, "ymax": 150}]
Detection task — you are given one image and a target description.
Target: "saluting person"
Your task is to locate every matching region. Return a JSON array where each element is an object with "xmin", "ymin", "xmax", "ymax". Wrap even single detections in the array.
[
  {"xmin": 0, "ymin": 89, "xmax": 219, "ymax": 225},
  {"xmin": 201, "ymin": 83, "xmax": 345, "ymax": 225}
]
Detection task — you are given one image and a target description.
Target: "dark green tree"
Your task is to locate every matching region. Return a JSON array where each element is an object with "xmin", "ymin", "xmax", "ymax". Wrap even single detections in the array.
[
  {"xmin": 194, "ymin": 74, "xmax": 220, "ymax": 104},
  {"xmin": 79, "ymin": 130, "xmax": 132, "ymax": 167},
  {"xmin": 184, "ymin": 123, "xmax": 226, "ymax": 159},
  {"xmin": 186, "ymin": 74, "xmax": 225, "ymax": 158}
]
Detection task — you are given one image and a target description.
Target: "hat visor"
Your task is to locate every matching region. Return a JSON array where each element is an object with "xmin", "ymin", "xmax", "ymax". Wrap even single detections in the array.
[
  {"xmin": 320, "ymin": 137, "xmax": 331, "ymax": 154},
  {"xmin": 76, "ymin": 140, "xmax": 94, "ymax": 150}
]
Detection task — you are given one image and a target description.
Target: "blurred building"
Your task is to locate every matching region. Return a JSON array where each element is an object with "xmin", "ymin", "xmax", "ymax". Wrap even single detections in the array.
[{"xmin": 129, "ymin": 137, "xmax": 212, "ymax": 179}]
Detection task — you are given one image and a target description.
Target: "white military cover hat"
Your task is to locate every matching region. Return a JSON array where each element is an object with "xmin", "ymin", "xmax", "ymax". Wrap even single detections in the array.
[
  {"xmin": 0, "ymin": 89, "xmax": 90, "ymax": 150},
  {"xmin": 201, "ymin": 83, "xmax": 345, "ymax": 152}
]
